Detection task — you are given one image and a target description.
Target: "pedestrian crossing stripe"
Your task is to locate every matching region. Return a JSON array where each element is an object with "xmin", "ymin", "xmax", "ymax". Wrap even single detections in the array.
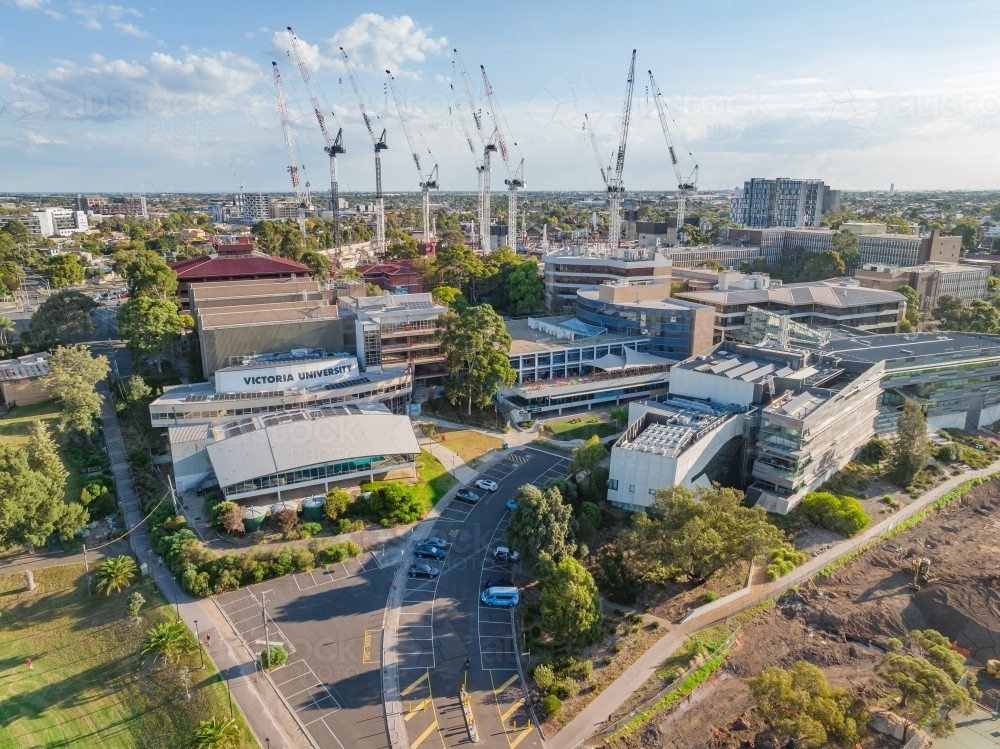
[{"xmin": 507, "ymin": 453, "xmax": 533, "ymax": 465}]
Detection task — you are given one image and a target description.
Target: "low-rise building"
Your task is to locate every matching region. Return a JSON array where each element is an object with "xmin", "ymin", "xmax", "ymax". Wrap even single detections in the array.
[
  {"xmin": 854, "ymin": 262, "xmax": 990, "ymax": 311},
  {"xmin": 542, "ymin": 245, "xmax": 672, "ymax": 307},
  {"xmin": 0, "ymin": 352, "xmax": 49, "ymax": 407},
  {"xmin": 172, "ymin": 253, "xmax": 311, "ymax": 310},
  {"xmin": 358, "ymin": 260, "xmax": 422, "ymax": 295},
  {"xmin": 667, "ymin": 244, "xmax": 764, "ymax": 269}
]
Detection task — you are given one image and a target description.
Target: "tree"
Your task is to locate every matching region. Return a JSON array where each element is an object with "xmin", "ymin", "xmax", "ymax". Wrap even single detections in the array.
[
  {"xmin": 324, "ymin": 487, "xmax": 351, "ymax": 521},
  {"xmin": 95, "ymin": 555, "xmax": 138, "ymax": 595},
  {"xmin": 950, "ymin": 218, "xmax": 979, "ymax": 252},
  {"xmin": 506, "ymin": 260, "xmax": 545, "ymax": 315},
  {"xmin": 0, "ymin": 442, "xmax": 85, "ymax": 549},
  {"xmin": 300, "ymin": 250, "xmax": 332, "ymax": 282},
  {"xmin": 569, "ymin": 436, "xmax": 608, "ymax": 493},
  {"xmin": 122, "ymin": 374, "xmax": 152, "ymax": 404},
  {"xmin": 142, "ymin": 620, "xmax": 192, "ymax": 665},
  {"xmin": 1, "ymin": 219, "xmax": 31, "ymax": 245},
  {"xmin": 504, "ymin": 484, "xmax": 576, "ymax": 573},
  {"xmin": 192, "ymin": 717, "xmax": 242, "ymax": 749},
  {"xmin": 278, "ymin": 226, "xmax": 306, "ymax": 261},
  {"xmin": 26, "ymin": 420, "xmax": 68, "ymax": 489},
  {"xmin": 440, "ymin": 305, "xmax": 516, "ymax": 415},
  {"xmin": 909, "ymin": 629, "xmax": 969, "ymax": 682},
  {"xmin": 0, "ymin": 316, "xmax": 15, "ymax": 346},
  {"xmin": 831, "ymin": 228, "xmax": 860, "ymax": 271},
  {"xmin": 433, "ymin": 231, "xmax": 482, "ymax": 292},
  {"xmin": 634, "ymin": 485, "xmax": 784, "ymax": 583},
  {"xmin": 540, "ymin": 556, "xmax": 602, "ymax": 644},
  {"xmin": 934, "ymin": 294, "xmax": 966, "ymax": 330},
  {"xmin": 897, "ymin": 284, "xmax": 920, "ymax": 331},
  {"xmin": 610, "ymin": 405, "xmax": 629, "ymax": 428},
  {"xmin": 127, "ymin": 591, "xmax": 146, "ymax": 620},
  {"xmin": 749, "ymin": 661, "xmax": 866, "ymax": 747},
  {"xmin": 431, "ymin": 285, "xmax": 468, "ymax": 311},
  {"xmin": 117, "ymin": 296, "xmax": 182, "ymax": 361},
  {"xmin": 964, "ymin": 299, "xmax": 999, "ymax": 333},
  {"xmin": 44, "ymin": 254, "xmax": 85, "ymax": 288},
  {"xmin": 217, "ymin": 502, "xmax": 245, "ymax": 534},
  {"xmin": 801, "ymin": 249, "xmax": 845, "ymax": 281},
  {"xmin": 885, "ymin": 215, "xmax": 914, "ymax": 235},
  {"xmin": 890, "ymin": 400, "xmax": 929, "ymax": 486},
  {"xmin": 385, "ymin": 227, "xmax": 420, "ymax": 260},
  {"xmin": 44, "ymin": 345, "xmax": 110, "ymax": 435},
  {"xmin": 879, "ymin": 653, "xmax": 974, "ymax": 739},
  {"xmin": 29, "ymin": 289, "xmax": 97, "ymax": 343},
  {"xmin": 124, "ymin": 250, "xmax": 178, "ymax": 299}
]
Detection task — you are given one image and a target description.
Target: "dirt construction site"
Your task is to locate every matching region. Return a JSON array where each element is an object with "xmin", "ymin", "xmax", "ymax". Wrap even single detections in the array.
[{"xmin": 614, "ymin": 479, "xmax": 1000, "ymax": 749}]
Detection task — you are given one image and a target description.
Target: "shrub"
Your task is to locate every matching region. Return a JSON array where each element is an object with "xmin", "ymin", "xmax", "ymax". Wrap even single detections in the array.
[
  {"xmin": 300, "ymin": 522, "xmax": 322, "ymax": 537},
  {"xmin": 129, "ymin": 449, "xmax": 150, "ymax": 469},
  {"xmin": 936, "ymin": 443, "xmax": 962, "ymax": 462},
  {"xmin": 260, "ymin": 645, "xmax": 287, "ymax": 671},
  {"xmin": 800, "ymin": 491, "xmax": 871, "ymax": 537},
  {"xmin": 766, "ymin": 542, "xmax": 808, "ymax": 581},
  {"xmin": 612, "ymin": 643, "xmax": 622, "ymax": 654},
  {"xmin": 213, "ymin": 501, "xmax": 244, "ymax": 534},
  {"xmin": 324, "ymin": 487, "xmax": 351, "ymax": 521},
  {"xmin": 541, "ymin": 694, "xmax": 562, "ymax": 718},
  {"xmin": 270, "ymin": 508, "xmax": 298, "ymax": 533},
  {"xmin": 576, "ymin": 501, "xmax": 602, "ymax": 542},
  {"xmin": 859, "ymin": 436, "xmax": 891, "ymax": 463},
  {"xmin": 699, "ymin": 590, "xmax": 719, "ymax": 603},
  {"xmin": 353, "ymin": 482, "xmax": 425, "ymax": 526},
  {"xmin": 887, "ymin": 637, "xmax": 903, "ymax": 652},
  {"xmin": 553, "ymin": 678, "xmax": 579, "ymax": 699},
  {"xmin": 182, "ymin": 563, "xmax": 212, "ymax": 597},
  {"xmin": 533, "ymin": 663, "xmax": 557, "ymax": 692},
  {"xmin": 337, "ymin": 517, "xmax": 365, "ymax": 534}
]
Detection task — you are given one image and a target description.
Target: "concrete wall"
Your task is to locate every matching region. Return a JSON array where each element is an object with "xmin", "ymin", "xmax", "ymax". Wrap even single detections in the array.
[
  {"xmin": 669, "ymin": 365, "xmax": 757, "ymax": 409},
  {"xmin": 171, "ymin": 438, "xmax": 214, "ymax": 493},
  {"xmin": 690, "ymin": 306, "xmax": 716, "ymax": 357},
  {"xmin": 201, "ymin": 318, "xmax": 345, "ymax": 376},
  {"xmin": 0, "ymin": 379, "xmax": 50, "ymax": 407}
]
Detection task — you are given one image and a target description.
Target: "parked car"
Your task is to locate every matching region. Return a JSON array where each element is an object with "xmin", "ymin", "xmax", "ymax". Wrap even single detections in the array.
[
  {"xmin": 506, "ymin": 498, "xmax": 518, "ymax": 511},
  {"xmin": 415, "ymin": 544, "xmax": 446, "ymax": 560},
  {"xmin": 456, "ymin": 488, "xmax": 481, "ymax": 504},
  {"xmin": 493, "ymin": 546, "xmax": 520, "ymax": 563},
  {"xmin": 481, "ymin": 585, "xmax": 520, "ymax": 607},
  {"xmin": 483, "ymin": 577, "xmax": 513, "ymax": 590},
  {"xmin": 475, "ymin": 479, "xmax": 499, "ymax": 492},
  {"xmin": 423, "ymin": 536, "xmax": 448, "ymax": 549},
  {"xmin": 409, "ymin": 563, "xmax": 440, "ymax": 579}
]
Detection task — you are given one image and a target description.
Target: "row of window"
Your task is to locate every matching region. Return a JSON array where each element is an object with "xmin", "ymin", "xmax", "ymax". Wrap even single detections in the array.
[{"xmin": 222, "ymin": 454, "xmax": 411, "ymax": 497}]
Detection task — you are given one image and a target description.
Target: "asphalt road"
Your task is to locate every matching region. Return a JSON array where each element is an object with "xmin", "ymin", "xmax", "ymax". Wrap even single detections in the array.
[{"xmin": 399, "ymin": 447, "xmax": 570, "ymax": 749}]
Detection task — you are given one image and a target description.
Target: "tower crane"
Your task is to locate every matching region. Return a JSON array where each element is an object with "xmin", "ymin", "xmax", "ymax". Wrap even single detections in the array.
[
  {"xmin": 453, "ymin": 48, "xmax": 494, "ymax": 252},
  {"xmin": 340, "ymin": 47, "xmax": 388, "ymax": 255},
  {"xmin": 228, "ymin": 161, "xmax": 245, "ymax": 218},
  {"xmin": 386, "ymin": 70, "xmax": 439, "ymax": 251},
  {"xmin": 450, "ymin": 83, "xmax": 483, "ymax": 247},
  {"xmin": 480, "ymin": 64, "xmax": 524, "ymax": 251},
  {"xmin": 648, "ymin": 70, "xmax": 698, "ymax": 244},
  {"xmin": 271, "ymin": 61, "xmax": 307, "ymax": 234},
  {"xmin": 287, "ymin": 26, "xmax": 345, "ymax": 253},
  {"xmin": 606, "ymin": 50, "xmax": 636, "ymax": 247}
]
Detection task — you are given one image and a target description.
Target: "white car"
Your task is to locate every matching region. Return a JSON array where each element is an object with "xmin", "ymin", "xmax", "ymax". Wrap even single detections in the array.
[
  {"xmin": 494, "ymin": 546, "xmax": 520, "ymax": 563},
  {"xmin": 475, "ymin": 479, "xmax": 499, "ymax": 492}
]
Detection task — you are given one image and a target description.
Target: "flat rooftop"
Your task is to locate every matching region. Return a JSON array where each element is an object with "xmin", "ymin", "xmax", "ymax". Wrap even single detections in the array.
[
  {"xmin": 618, "ymin": 400, "xmax": 737, "ymax": 459},
  {"xmin": 504, "ymin": 316, "xmax": 649, "ymax": 355},
  {"xmin": 678, "ymin": 280, "xmax": 904, "ymax": 309},
  {"xmin": 817, "ymin": 330, "xmax": 1000, "ymax": 363},
  {"xmin": 764, "ymin": 389, "xmax": 828, "ymax": 421},
  {"xmin": 676, "ymin": 346, "xmax": 844, "ymax": 388},
  {"xmin": 577, "ymin": 288, "xmax": 707, "ymax": 312}
]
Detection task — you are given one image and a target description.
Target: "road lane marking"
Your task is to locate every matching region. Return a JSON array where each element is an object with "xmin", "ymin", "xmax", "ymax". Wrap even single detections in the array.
[
  {"xmin": 400, "ymin": 671, "xmax": 429, "ymax": 696},
  {"xmin": 494, "ymin": 674, "xmax": 519, "ymax": 694},
  {"xmin": 410, "ymin": 719, "xmax": 439, "ymax": 748},
  {"xmin": 509, "ymin": 726, "xmax": 533, "ymax": 748},
  {"xmin": 501, "ymin": 699, "xmax": 525, "ymax": 723}
]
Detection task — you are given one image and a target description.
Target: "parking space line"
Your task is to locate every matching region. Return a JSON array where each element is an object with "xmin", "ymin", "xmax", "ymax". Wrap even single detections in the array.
[
  {"xmin": 404, "ymin": 698, "xmax": 430, "ymax": 721},
  {"xmin": 410, "ymin": 718, "xmax": 438, "ymax": 749},
  {"xmin": 494, "ymin": 674, "xmax": 519, "ymax": 694},
  {"xmin": 509, "ymin": 726, "xmax": 533, "ymax": 748},
  {"xmin": 501, "ymin": 699, "xmax": 525, "ymax": 723},
  {"xmin": 400, "ymin": 671, "xmax": 429, "ymax": 696}
]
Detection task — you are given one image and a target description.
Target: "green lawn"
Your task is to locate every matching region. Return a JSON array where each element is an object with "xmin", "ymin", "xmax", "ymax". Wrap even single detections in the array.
[
  {"xmin": 428, "ymin": 428, "xmax": 503, "ymax": 464},
  {"xmin": 0, "ymin": 564, "xmax": 256, "ymax": 749},
  {"xmin": 414, "ymin": 450, "xmax": 457, "ymax": 507},
  {"xmin": 0, "ymin": 399, "xmax": 88, "ymax": 505},
  {"xmin": 543, "ymin": 413, "xmax": 619, "ymax": 442}
]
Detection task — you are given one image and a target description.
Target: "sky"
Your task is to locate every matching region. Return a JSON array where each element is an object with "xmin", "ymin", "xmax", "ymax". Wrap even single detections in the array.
[{"xmin": 1, "ymin": 0, "xmax": 999, "ymax": 195}]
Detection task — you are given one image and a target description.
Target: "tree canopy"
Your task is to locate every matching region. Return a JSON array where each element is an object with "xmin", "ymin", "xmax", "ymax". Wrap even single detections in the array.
[
  {"xmin": 879, "ymin": 652, "xmax": 974, "ymax": 739},
  {"xmin": 44, "ymin": 344, "xmax": 110, "ymax": 435},
  {"xmin": 897, "ymin": 284, "xmax": 920, "ymax": 332},
  {"xmin": 124, "ymin": 250, "xmax": 178, "ymax": 299},
  {"xmin": 890, "ymin": 400, "xmax": 929, "ymax": 487},
  {"xmin": 29, "ymin": 289, "xmax": 97, "ymax": 344},
  {"xmin": 934, "ymin": 295, "xmax": 999, "ymax": 333},
  {"xmin": 539, "ymin": 556, "xmax": 602, "ymax": 644},
  {"xmin": 44, "ymin": 254, "xmax": 85, "ymax": 288},
  {"xmin": 504, "ymin": 484, "xmax": 576, "ymax": 573},
  {"xmin": 440, "ymin": 304, "xmax": 516, "ymax": 415},
  {"xmin": 506, "ymin": 260, "xmax": 545, "ymax": 315},
  {"xmin": 300, "ymin": 250, "xmax": 332, "ymax": 282},
  {"xmin": 117, "ymin": 296, "xmax": 182, "ymax": 360}
]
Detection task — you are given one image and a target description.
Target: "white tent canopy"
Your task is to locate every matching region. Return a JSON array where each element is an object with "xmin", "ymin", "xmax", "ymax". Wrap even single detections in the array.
[
  {"xmin": 624, "ymin": 347, "xmax": 668, "ymax": 368},
  {"xmin": 591, "ymin": 353, "xmax": 626, "ymax": 371}
]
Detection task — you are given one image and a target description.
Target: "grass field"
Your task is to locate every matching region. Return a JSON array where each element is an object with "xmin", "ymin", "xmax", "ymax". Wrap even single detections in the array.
[
  {"xmin": 543, "ymin": 413, "xmax": 619, "ymax": 442},
  {"xmin": 413, "ymin": 450, "xmax": 457, "ymax": 507},
  {"xmin": 0, "ymin": 564, "xmax": 256, "ymax": 749},
  {"xmin": 0, "ymin": 400, "xmax": 88, "ymax": 505},
  {"xmin": 429, "ymin": 428, "xmax": 503, "ymax": 464}
]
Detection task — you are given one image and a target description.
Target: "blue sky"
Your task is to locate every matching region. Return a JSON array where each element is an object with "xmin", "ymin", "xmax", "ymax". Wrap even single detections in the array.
[{"xmin": 1, "ymin": 0, "xmax": 998, "ymax": 194}]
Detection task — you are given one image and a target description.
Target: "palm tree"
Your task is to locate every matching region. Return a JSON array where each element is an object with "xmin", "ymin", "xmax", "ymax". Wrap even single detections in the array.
[
  {"xmin": 191, "ymin": 717, "xmax": 241, "ymax": 749},
  {"xmin": 142, "ymin": 620, "xmax": 191, "ymax": 665},
  {"xmin": 0, "ymin": 316, "xmax": 14, "ymax": 347},
  {"xmin": 95, "ymin": 555, "xmax": 138, "ymax": 595}
]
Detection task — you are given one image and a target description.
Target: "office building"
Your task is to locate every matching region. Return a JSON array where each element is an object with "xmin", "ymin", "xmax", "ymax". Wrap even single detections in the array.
[
  {"xmin": 0, "ymin": 214, "xmax": 43, "ymax": 237},
  {"xmin": 171, "ymin": 252, "xmax": 311, "ymax": 310},
  {"xmin": 168, "ymin": 402, "xmax": 419, "ymax": 500},
  {"xmin": 83, "ymin": 195, "xmax": 147, "ymax": 218},
  {"xmin": 730, "ymin": 178, "xmax": 827, "ymax": 229},
  {"xmin": 854, "ymin": 262, "xmax": 990, "ymax": 311},
  {"xmin": 676, "ymin": 274, "xmax": 906, "ymax": 343},
  {"xmin": 632, "ymin": 218, "xmax": 701, "ymax": 248},
  {"xmin": 358, "ymin": 260, "xmax": 423, "ymax": 295},
  {"xmin": 667, "ymin": 244, "xmax": 764, "ymax": 269},
  {"xmin": 498, "ymin": 316, "xmax": 671, "ymax": 420},
  {"xmin": 542, "ymin": 245, "xmax": 672, "ymax": 307}
]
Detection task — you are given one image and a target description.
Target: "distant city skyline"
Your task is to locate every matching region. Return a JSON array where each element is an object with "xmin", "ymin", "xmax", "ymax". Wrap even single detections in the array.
[{"xmin": 2, "ymin": 0, "xmax": 999, "ymax": 193}]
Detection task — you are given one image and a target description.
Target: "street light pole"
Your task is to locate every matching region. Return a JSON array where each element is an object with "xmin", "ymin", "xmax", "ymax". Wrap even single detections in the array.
[
  {"xmin": 261, "ymin": 591, "xmax": 270, "ymax": 670},
  {"xmin": 194, "ymin": 619, "xmax": 204, "ymax": 668}
]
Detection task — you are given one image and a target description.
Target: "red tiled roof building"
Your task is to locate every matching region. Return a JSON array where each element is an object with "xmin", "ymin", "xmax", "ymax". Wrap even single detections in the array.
[
  {"xmin": 357, "ymin": 259, "xmax": 423, "ymax": 295},
  {"xmin": 171, "ymin": 253, "xmax": 311, "ymax": 309}
]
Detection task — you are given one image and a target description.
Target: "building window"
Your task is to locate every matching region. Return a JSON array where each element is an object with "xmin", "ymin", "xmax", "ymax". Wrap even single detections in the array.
[
  {"xmin": 608, "ymin": 479, "xmax": 618, "ymax": 491},
  {"xmin": 629, "ymin": 484, "xmax": 635, "ymax": 493},
  {"xmin": 648, "ymin": 488, "xmax": 656, "ymax": 495}
]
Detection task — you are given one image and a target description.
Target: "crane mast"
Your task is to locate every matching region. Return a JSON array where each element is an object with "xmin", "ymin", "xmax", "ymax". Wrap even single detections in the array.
[
  {"xmin": 386, "ymin": 70, "xmax": 439, "ymax": 250},
  {"xmin": 606, "ymin": 50, "xmax": 636, "ymax": 247},
  {"xmin": 481, "ymin": 64, "xmax": 524, "ymax": 251},
  {"xmin": 287, "ymin": 26, "xmax": 345, "ymax": 253},
  {"xmin": 340, "ymin": 47, "xmax": 388, "ymax": 256},
  {"xmin": 450, "ymin": 83, "xmax": 486, "ymax": 249},
  {"xmin": 649, "ymin": 70, "xmax": 698, "ymax": 244},
  {"xmin": 271, "ymin": 61, "xmax": 306, "ymax": 234},
  {"xmin": 453, "ymin": 49, "xmax": 492, "ymax": 252}
]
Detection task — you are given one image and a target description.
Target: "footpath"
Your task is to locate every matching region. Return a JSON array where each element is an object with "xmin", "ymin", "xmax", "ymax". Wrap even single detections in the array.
[{"xmin": 551, "ymin": 459, "xmax": 1000, "ymax": 749}]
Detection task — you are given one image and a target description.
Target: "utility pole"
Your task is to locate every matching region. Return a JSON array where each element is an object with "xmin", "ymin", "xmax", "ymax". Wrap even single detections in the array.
[{"xmin": 261, "ymin": 590, "xmax": 270, "ymax": 669}]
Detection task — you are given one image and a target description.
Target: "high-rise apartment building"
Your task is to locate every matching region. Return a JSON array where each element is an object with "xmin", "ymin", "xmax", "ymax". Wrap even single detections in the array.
[{"xmin": 730, "ymin": 178, "xmax": 827, "ymax": 229}]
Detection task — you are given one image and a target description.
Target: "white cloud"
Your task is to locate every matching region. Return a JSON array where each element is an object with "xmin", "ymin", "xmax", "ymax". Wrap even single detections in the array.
[
  {"xmin": 89, "ymin": 53, "xmax": 105, "ymax": 63},
  {"xmin": 70, "ymin": 2, "xmax": 142, "ymax": 31},
  {"xmin": 45, "ymin": 9, "xmax": 65, "ymax": 19},
  {"xmin": 26, "ymin": 131, "xmax": 65, "ymax": 144},
  {"xmin": 114, "ymin": 22, "xmax": 147, "ymax": 37},
  {"xmin": 273, "ymin": 29, "xmax": 338, "ymax": 73},
  {"xmin": 245, "ymin": 31, "xmax": 254, "ymax": 39},
  {"xmin": 11, "ymin": 0, "xmax": 48, "ymax": 9},
  {"xmin": 329, "ymin": 14, "xmax": 446, "ymax": 79}
]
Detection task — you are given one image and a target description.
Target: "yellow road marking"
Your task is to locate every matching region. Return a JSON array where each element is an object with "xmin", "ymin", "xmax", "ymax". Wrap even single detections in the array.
[
  {"xmin": 410, "ymin": 719, "xmax": 439, "ymax": 748},
  {"xmin": 509, "ymin": 726, "xmax": 533, "ymax": 748},
  {"xmin": 401, "ymin": 671, "xmax": 429, "ymax": 696},
  {"xmin": 494, "ymin": 674, "xmax": 519, "ymax": 694},
  {"xmin": 404, "ymin": 698, "xmax": 429, "ymax": 721},
  {"xmin": 500, "ymin": 698, "xmax": 525, "ymax": 723},
  {"xmin": 362, "ymin": 629, "xmax": 379, "ymax": 663}
]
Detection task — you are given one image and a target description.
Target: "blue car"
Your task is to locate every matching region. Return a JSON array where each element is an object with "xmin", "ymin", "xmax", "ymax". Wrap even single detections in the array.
[
  {"xmin": 415, "ymin": 543, "xmax": 446, "ymax": 560},
  {"xmin": 506, "ymin": 498, "xmax": 518, "ymax": 511}
]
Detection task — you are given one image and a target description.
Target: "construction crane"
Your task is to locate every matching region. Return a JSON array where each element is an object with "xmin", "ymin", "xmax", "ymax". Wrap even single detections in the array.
[
  {"xmin": 386, "ymin": 70, "xmax": 438, "ymax": 251},
  {"xmin": 453, "ymin": 48, "xmax": 494, "ymax": 252},
  {"xmin": 228, "ymin": 161, "xmax": 245, "ymax": 218},
  {"xmin": 480, "ymin": 64, "xmax": 524, "ymax": 251},
  {"xmin": 648, "ymin": 70, "xmax": 698, "ymax": 244},
  {"xmin": 605, "ymin": 50, "xmax": 636, "ymax": 247},
  {"xmin": 450, "ymin": 83, "xmax": 484, "ymax": 248},
  {"xmin": 271, "ymin": 61, "xmax": 307, "ymax": 233},
  {"xmin": 287, "ymin": 26, "xmax": 345, "ymax": 254},
  {"xmin": 340, "ymin": 47, "xmax": 388, "ymax": 255},
  {"xmin": 583, "ymin": 114, "xmax": 608, "ymax": 238}
]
